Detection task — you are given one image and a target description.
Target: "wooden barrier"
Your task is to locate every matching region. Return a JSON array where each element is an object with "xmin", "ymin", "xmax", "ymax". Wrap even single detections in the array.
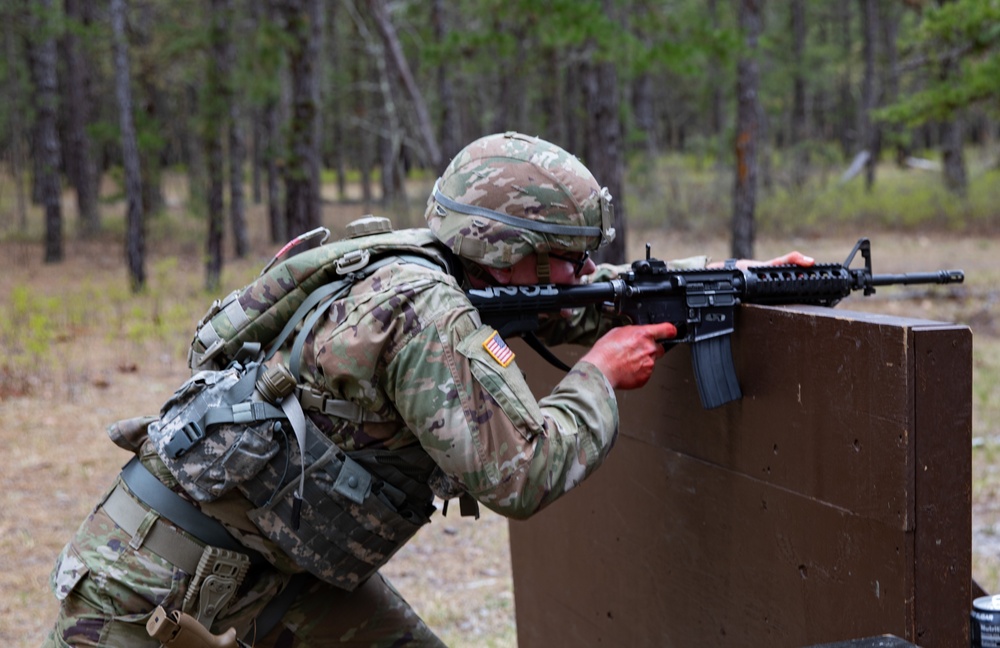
[{"xmin": 508, "ymin": 304, "xmax": 972, "ymax": 647}]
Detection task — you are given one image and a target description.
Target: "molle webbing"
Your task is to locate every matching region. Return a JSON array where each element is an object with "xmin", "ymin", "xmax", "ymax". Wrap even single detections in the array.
[{"xmin": 240, "ymin": 420, "xmax": 434, "ymax": 591}]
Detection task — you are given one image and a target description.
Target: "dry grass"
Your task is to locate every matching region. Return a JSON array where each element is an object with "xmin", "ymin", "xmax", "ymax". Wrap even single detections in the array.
[{"xmin": 1, "ymin": 202, "xmax": 997, "ymax": 646}]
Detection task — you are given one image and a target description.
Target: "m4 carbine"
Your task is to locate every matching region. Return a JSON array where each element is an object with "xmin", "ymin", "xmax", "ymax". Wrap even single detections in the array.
[{"xmin": 468, "ymin": 238, "xmax": 965, "ymax": 410}]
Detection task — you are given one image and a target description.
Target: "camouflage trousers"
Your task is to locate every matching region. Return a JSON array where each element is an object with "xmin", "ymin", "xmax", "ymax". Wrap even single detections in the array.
[{"xmin": 44, "ymin": 480, "xmax": 444, "ymax": 647}]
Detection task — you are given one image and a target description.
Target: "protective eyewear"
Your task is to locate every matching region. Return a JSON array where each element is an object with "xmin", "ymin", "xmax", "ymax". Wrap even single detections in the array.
[{"xmin": 548, "ymin": 250, "xmax": 591, "ymax": 277}]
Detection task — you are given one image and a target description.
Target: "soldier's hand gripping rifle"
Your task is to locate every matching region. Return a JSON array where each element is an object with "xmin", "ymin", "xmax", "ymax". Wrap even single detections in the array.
[{"xmin": 467, "ymin": 238, "xmax": 964, "ymax": 410}]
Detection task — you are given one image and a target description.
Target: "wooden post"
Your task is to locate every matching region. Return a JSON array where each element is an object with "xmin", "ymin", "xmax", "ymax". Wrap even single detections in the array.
[{"xmin": 508, "ymin": 304, "xmax": 972, "ymax": 647}]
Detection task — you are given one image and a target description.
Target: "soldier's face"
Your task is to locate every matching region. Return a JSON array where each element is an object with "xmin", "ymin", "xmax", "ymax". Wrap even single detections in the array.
[
  {"xmin": 470, "ymin": 252, "xmax": 597, "ymax": 289},
  {"xmin": 508, "ymin": 252, "xmax": 597, "ymax": 285}
]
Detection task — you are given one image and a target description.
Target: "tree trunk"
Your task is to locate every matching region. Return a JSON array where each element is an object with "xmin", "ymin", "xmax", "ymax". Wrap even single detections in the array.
[
  {"xmin": 432, "ymin": 0, "xmax": 459, "ymax": 168},
  {"xmin": 63, "ymin": 0, "xmax": 100, "ymax": 236},
  {"xmin": 229, "ymin": 131, "xmax": 249, "ymax": 259},
  {"xmin": 544, "ymin": 48, "xmax": 567, "ymax": 149},
  {"xmin": 940, "ymin": 119, "xmax": 967, "ymax": 196},
  {"xmin": 360, "ymin": 1, "xmax": 406, "ymax": 210},
  {"xmin": 280, "ymin": 0, "xmax": 321, "ymax": 239},
  {"xmin": 327, "ymin": 0, "xmax": 347, "ymax": 198},
  {"xmin": 254, "ymin": 0, "xmax": 282, "ymax": 242},
  {"xmin": 224, "ymin": 0, "xmax": 247, "ymax": 258},
  {"xmin": 790, "ymin": 0, "xmax": 808, "ymax": 189},
  {"xmin": 206, "ymin": 130, "xmax": 224, "ymax": 291},
  {"xmin": 110, "ymin": 0, "xmax": 145, "ymax": 291},
  {"xmin": 707, "ymin": 0, "xmax": 726, "ymax": 163},
  {"xmin": 936, "ymin": 0, "xmax": 967, "ymax": 196},
  {"xmin": 837, "ymin": 1, "xmax": 854, "ymax": 160},
  {"xmin": 263, "ymin": 98, "xmax": 284, "ymax": 243},
  {"xmin": 247, "ymin": 0, "xmax": 263, "ymax": 205},
  {"xmin": 251, "ymin": 108, "xmax": 264, "ymax": 204},
  {"xmin": 563, "ymin": 61, "xmax": 583, "ymax": 157},
  {"xmin": 5, "ymin": 7, "xmax": 27, "ymax": 230},
  {"xmin": 130, "ymin": 4, "xmax": 163, "ymax": 218},
  {"xmin": 204, "ymin": 0, "xmax": 229, "ymax": 290},
  {"xmin": 368, "ymin": 0, "xmax": 442, "ymax": 171},
  {"xmin": 732, "ymin": 0, "xmax": 762, "ymax": 260},
  {"xmin": 879, "ymin": 0, "xmax": 906, "ymax": 166},
  {"xmin": 582, "ymin": 57, "xmax": 625, "ymax": 264},
  {"xmin": 356, "ymin": 50, "xmax": 374, "ymax": 208},
  {"xmin": 184, "ymin": 82, "xmax": 207, "ymax": 208},
  {"xmin": 632, "ymin": 73, "xmax": 658, "ymax": 159},
  {"xmin": 31, "ymin": 0, "xmax": 64, "ymax": 263},
  {"xmin": 859, "ymin": 0, "xmax": 879, "ymax": 191}
]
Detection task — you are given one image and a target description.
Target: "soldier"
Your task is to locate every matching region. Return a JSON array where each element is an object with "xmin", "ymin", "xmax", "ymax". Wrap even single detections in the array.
[{"xmin": 45, "ymin": 132, "xmax": 811, "ymax": 647}]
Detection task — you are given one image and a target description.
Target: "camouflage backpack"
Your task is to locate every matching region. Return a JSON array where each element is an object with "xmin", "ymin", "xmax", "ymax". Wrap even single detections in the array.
[
  {"xmin": 187, "ymin": 218, "xmax": 449, "ymax": 372},
  {"xmin": 140, "ymin": 217, "xmax": 451, "ymax": 589}
]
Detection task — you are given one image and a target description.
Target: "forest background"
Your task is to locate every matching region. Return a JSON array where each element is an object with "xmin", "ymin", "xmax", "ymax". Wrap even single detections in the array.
[{"xmin": 1, "ymin": 0, "xmax": 1000, "ymax": 646}]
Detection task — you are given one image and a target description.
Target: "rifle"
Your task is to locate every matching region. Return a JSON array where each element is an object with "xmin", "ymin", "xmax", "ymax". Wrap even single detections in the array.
[{"xmin": 467, "ymin": 238, "xmax": 964, "ymax": 410}]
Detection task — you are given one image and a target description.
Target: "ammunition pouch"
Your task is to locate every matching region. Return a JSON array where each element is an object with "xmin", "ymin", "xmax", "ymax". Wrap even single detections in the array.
[{"xmin": 146, "ymin": 362, "xmax": 286, "ymax": 503}]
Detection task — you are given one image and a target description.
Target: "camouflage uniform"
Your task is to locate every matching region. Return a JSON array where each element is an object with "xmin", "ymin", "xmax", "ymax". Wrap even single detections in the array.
[{"xmin": 46, "ymin": 132, "xmax": 705, "ymax": 646}]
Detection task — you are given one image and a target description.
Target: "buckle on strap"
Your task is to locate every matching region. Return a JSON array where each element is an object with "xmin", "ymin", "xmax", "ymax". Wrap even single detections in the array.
[
  {"xmin": 102, "ymin": 482, "xmax": 204, "ymax": 573},
  {"xmin": 164, "ymin": 421, "xmax": 205, "ymax": 459},
  {"xmin": 295, "ymin": 386, "xmax": 390, "ymax": 424}
]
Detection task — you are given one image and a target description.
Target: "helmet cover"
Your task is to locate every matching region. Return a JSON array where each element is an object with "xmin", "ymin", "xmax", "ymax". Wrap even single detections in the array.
[{"xmin": 425, "ymin": 131, "xmax": 615, "ymax": 269}]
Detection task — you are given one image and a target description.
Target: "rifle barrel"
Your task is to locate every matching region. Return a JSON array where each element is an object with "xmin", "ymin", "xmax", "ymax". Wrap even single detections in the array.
[{"xmin": 868, "ymin": 270, "xmax": 965, "ymax": 286}]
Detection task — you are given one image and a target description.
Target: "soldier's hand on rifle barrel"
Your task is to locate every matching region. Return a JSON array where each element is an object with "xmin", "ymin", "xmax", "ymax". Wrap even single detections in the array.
[
  {"xmin": 581, "ymin": 322, "xmax": 678, "ymax": 390},
  {"xmin": 708, "ymin": 251, "xmax": 815, "ymax": 271}
]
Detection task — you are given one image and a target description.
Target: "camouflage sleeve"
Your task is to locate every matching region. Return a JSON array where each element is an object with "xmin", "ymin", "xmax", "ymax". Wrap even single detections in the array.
[{"xmin": 386, "ymin": 303, "xmax": 618, "ymax": 520}]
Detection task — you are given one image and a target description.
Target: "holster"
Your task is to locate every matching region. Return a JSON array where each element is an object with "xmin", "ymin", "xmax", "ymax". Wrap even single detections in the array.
[{"xmin": 146, "ymin": 606, "xmax": 247, "ymax": 648}]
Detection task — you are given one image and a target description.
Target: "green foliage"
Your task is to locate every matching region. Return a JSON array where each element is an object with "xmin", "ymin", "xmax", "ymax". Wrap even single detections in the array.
[
  {"xmin": 878, "ymin": 0, "xmax": 1000, "ymax": 125},
  {"xmin": 242, "ymin": 11, "xmax": 287, "ymax": 105},
  {"xmin": 2, "ymin": 286, "xmax": 57, "ymax": 367}
]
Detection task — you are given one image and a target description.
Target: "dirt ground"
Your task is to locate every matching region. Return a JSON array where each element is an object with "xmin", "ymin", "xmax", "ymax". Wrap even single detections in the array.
[{"xmin": 1, "ymin": 222, "xmax": 996, "ymax": 647}]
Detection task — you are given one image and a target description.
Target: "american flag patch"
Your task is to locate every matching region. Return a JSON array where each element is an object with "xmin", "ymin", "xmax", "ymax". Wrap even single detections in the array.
[{"xmin": 483, "ymin": 331, "xmax": 515, "ymax": 367}]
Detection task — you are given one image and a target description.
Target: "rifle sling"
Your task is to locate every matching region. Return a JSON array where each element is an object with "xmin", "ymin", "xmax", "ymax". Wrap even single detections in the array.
[{"xmin": 523, "ymin": 332, "xmax": 573, "ymax": 372}]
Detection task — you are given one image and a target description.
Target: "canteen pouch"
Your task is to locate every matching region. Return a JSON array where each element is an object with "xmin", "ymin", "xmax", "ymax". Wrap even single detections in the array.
[
  {"xmin": 241, "ymin": 421, "xmax": 432, "ymax": 591},
  {"xmin": 147, "ymin": 363, "xmax": 284, "ymax": 503}
]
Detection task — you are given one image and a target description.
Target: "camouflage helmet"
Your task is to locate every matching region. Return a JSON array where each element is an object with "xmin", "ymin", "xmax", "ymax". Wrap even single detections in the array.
[{"xmin": 425, "ymin": 132, "xmax": 615, "ymax": 278}]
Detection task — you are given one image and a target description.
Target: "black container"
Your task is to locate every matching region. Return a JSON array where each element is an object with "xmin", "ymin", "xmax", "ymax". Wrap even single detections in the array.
[{"xmin": 971, "ymin": 595, "xmax": 1000, "ymax": 648}]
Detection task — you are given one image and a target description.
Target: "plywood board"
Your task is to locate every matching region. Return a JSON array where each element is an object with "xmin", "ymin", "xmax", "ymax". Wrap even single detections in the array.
[{"xmin": 508, "ymin": 305, "xmax": 971, "ymax": 647}]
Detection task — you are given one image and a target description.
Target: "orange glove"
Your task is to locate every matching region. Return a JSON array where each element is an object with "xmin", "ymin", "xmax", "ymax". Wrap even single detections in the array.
[{"xmin": 580, "ymin": 321, "xmax": 678, "ymax": 390}]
